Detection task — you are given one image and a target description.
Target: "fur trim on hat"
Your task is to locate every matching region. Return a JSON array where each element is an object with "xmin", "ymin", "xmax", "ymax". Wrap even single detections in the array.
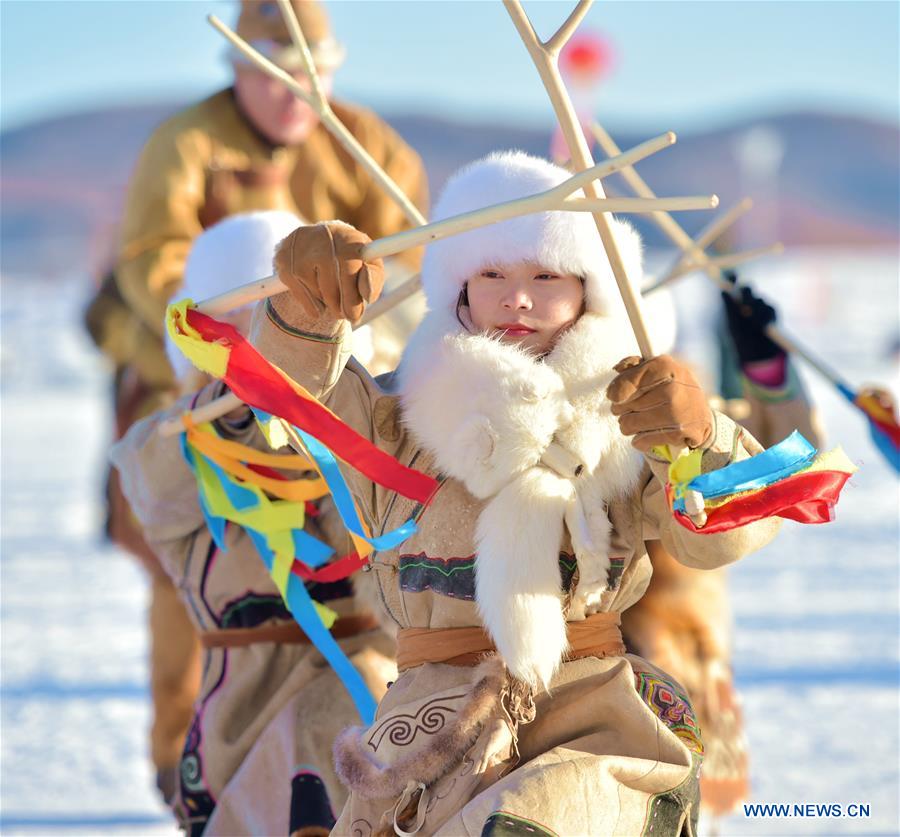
[
  {"xmin": 422, "ymin": 151, "xmax": 644, "ymax": 319},
  {"xmin": 164, "ymin": 210, "xmax": 302, "ymax": 381}
]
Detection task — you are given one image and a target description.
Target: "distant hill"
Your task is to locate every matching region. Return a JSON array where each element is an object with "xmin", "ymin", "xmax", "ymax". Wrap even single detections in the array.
[{"xmin": 1, "ymin": 99, "xmax": 897, "ymax": 278}]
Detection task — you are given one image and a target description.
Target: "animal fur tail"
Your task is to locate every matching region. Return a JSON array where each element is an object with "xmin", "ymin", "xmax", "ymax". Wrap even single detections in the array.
[{"xmin": 475, "ymin": 467, "xmax": 575, "ymax": 690}]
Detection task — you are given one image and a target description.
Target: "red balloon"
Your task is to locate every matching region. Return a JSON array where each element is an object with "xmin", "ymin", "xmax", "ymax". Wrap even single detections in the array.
[{"xmin": 560, "ymin": 32, "xmax": 613, "ymax": 80}]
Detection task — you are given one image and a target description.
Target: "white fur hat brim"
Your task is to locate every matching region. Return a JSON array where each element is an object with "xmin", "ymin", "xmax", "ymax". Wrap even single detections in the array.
[
  {"xmin": 422, "ymin": 151, "xmax": 644, "ymax": 318},
  {"xmin": 164, "ymin": 209, "xmax": 303, "ymax": 380}
]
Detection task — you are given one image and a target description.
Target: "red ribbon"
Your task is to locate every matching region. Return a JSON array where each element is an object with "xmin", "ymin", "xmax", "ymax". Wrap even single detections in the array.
[
  {"xmin": 246, "ymin": 462, "xmax": 288, "ymax": 481},
  {"xmin": 855, "ymin": 394, "xmax": 900, "ymax": 448},
  {"xmin": 186, "ymin": 308, "xmax": 439, "ymax": 505},
  {"xmin": 672, "ymin": 468, "xmax": 853, "ymax": 534},
  {"xmin": 292, "ymin": 551, "xmax": 368, "ymax": 583}
]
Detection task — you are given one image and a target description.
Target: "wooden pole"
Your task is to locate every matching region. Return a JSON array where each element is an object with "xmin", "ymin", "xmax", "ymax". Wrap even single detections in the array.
[
  {"xmin": 591, "ymin": 120, "xmax": 850, "ymax": 390},
  {"xmin": 505, "ymin": 0, "xmax": 671, "ymax": 359}
]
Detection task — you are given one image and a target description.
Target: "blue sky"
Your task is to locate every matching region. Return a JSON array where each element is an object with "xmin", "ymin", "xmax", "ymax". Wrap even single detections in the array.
[{"xmin": 1, "ymin": 1, "xmax": 898, "ymax": 133}]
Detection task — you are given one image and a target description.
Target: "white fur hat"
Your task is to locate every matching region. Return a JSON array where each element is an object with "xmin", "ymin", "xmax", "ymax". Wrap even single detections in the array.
[
  {"xmin": 422, "ymin": 151, "xmax": 644, "ymax": 318},
  {"xmin": 165, "ymin": 210, "xmax": 303, "ymax": 380}
]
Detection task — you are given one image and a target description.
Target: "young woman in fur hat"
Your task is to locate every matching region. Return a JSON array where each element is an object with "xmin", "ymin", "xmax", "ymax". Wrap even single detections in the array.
[
  {"xmin": 112, "ymin": 211, "xmax": 397, "ymax": 837},
  {"xmin": 247, "ymin": 150, "xmax": 785, "ymax": 837}
]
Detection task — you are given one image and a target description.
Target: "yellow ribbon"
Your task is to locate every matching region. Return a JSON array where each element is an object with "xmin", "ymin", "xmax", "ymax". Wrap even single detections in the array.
[
  {"xmin": 189, "ymin": 442, "xmax": 297, "ymax": 592},
  {"xmin": 166, "ymin": 299, "xmax": 229, "ymax": 378},
  {"xmin": 184, "ymin": 422, "xmax": 327, "ymax": 503},
  {"xmin": 653, "ymin": 445, "xmax": 704, "ymax": 491}
]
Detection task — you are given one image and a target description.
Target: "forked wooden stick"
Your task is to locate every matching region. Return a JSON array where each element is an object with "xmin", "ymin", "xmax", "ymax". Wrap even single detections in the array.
[
  {"xmin": 589, "ymin": 121, "xmax": 845, "ymax": 389},
  {"xmin": 692, "ymin": 197, "xmax": 754, "ymax": 251},
  {"xmin": 504, "ymin": 0, "xmax": 711, "ymax": 528},
  {"xmin": 193, "ymin": 133, "xmax": 704, "ymax": 316},
  {"xmin": 592, "ymin": 120, "xmax": 776, "ymax": 292},
  {"xmin": 158, "ymin": 135, "xmax": 713, "ymax": 435},
  {"xmin": 274, "ymin": 0, "xmax": 328, "ymax": 108},
  {"xmin": 505, "ymin": 0, "xmax": 660, "ymax": 358}
]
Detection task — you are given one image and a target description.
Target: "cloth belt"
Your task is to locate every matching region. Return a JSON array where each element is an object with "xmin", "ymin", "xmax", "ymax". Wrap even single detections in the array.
[
  {"xmin": 396, "ymin": 611, "xmax": 625, "ymax": 672},
  {"xmin": 200, "ymin": 613, "xmax": 380, "ymax": 648}
]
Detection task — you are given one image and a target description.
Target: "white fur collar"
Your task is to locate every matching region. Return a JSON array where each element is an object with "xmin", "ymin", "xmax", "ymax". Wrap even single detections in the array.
[{"xmin": 398, "ymin": 312, "xmax": 644, "ymax": 689}]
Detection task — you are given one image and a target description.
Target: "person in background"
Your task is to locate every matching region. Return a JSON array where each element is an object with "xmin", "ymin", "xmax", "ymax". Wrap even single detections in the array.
[
  {"xmin": 621, "ymin": 274, "xmax": 824, "ymax": 820},
  {"xmin": 84, "ymin": 0, "xmax": 427, "ymax": 801},
  {"xmin": 113, "ymin": 211, "xmax": 397, "ymax": 835}
]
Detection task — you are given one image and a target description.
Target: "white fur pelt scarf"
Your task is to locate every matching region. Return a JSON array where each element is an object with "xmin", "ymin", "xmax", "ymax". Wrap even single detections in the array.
[{"xmin": 398, "ymin": 310, "xmax": 646, "ymax": 690}]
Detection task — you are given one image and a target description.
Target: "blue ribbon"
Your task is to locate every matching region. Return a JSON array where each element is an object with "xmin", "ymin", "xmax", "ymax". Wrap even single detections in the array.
[
  {"xmin": 181, "ymin": 434, "xmax": 228, "ymax": 549},
  {"xmin": 687, "ymin": 430, "xmax": 817, "ymax": 499},
  {"xmin": 836, "ymin": 383, "xmax": 857, "ymax": 404},
  {"xmin": 251, "ymin": 409, "xmax": 419, "ymax": 551},
  {"xmin": 291, "ymin": 528, "xmax": 333, "ymax": 568},
  {"xmin": 868, "ymin": 424, "xmax": 900, "ymax": 473},
  {"xmin": 248, "ymin": 529, "xmax": 377, "ymax": 724},
  {"xmin": 295, "ymin": 426, "xmax": 418, "ymax": 549},
  {"xmin": 837, "ymin": 383, "xmax": 900, "ymax": 473}
]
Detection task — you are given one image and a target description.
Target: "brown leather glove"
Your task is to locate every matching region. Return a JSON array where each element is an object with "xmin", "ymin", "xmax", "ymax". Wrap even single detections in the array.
[
  {"xmin": 606, "ymin": 355, "xmax": 713, "ymax": 452},
  {"xmin": 273, "ymin": 222, "xmax": 385, "ymax": 323}
]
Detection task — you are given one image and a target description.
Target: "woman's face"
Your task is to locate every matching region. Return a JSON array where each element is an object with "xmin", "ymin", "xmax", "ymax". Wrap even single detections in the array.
[{"xmin": 465, "ymin": 261, "xmax": 584, "ymax": 354}]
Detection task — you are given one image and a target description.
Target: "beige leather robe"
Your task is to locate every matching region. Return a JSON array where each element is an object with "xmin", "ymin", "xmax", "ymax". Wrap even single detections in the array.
[
  {"xmin": 112, "ymin": 384, "xmax": 396, "ymax": 836},
  {"xmin": 247, "ymin": 292, "xmax": 782, "ymax": 837}
]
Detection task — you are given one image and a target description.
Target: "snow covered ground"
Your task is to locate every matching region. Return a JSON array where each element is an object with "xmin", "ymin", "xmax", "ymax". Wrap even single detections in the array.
[{"xmin": 1, "ymin": 250, "xmax": 898, "ymax": 835}]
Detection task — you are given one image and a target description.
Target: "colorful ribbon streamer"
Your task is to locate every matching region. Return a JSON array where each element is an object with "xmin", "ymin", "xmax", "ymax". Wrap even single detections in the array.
[
  {"xmin": 168, "ymin": 296, "xmax": 431, "ymax": 555},
  {"xmin": 257, "ymin": 410, "xmax": 420, "ymax": 552},
  {"xmin": 181, "ymin": 425, "xmax": 327, "ymax": 588},
  {"xmin": 184, "ymin": 419, "xmax": 327, "ymax": 502},
  {"xmin": 180, "ymin": 424, "xmax": 377, "ymax": 722},
  {"xmin": 181, "ymin": 422, "xmax": 379, "ymax": 584},
  {"xmin": 168, "ymin": 302, "xmax": 439, "ymax": 505},
  {"xmin": 837, "ymin": 383, "xmax": 900, "ymax": 474},
  {"xmin": 665, "ymin": 432, "xmax": 857, "ymax": 534},
  {"xmin": 686, "ymin": 431, "xmax": 818, "ymax": 501},
  {"xmin": 164, "ymin": 300, "xmax": 449, "ymax": 722},
  {"xmin": 247, "ymin": 409, "xmax": 422, "ymax": 569}
]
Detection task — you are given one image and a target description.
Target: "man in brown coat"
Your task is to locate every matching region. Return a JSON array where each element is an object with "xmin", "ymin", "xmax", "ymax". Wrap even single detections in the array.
[{"xmin": 87, "ymin": 0, "xmax": 428, "ymax": 800}]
